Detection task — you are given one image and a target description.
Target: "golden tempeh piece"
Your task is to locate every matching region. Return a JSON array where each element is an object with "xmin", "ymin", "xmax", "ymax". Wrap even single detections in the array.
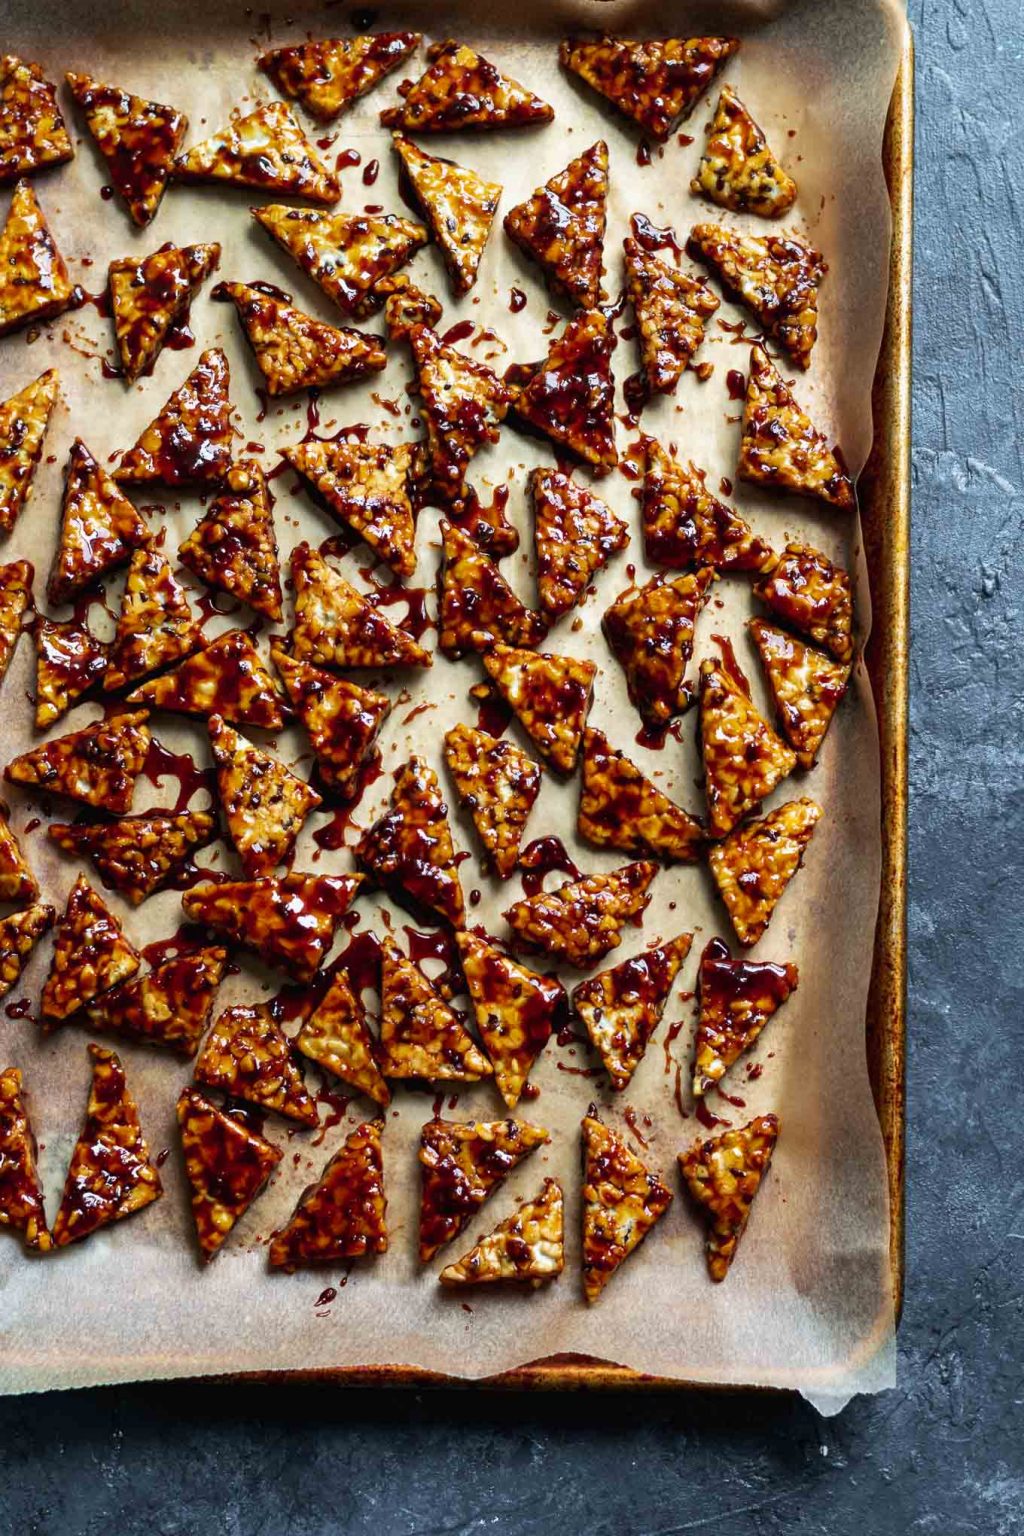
[
  {"xmin": 66, "ymin": 72, "xmax": 186, "ymax": 226},
  {"xmin": 510, "ymin": 309, "xmax": 617, "ymax": 471},
  {"xmin": 707, "ymin": 798, "xmax": 821, "ymax": 947},
  {"xmin": 195, "ymin": 1003, "xmax": 317, "ymax": 1126},
  {"xmin": 691, "ymin": 85, "xmax": 796, "ymax": 217},
  {"xmin": 182, "ymin": 872, "xmax": 362, "ymax": 984},
  {"xmin": 559, "ymin": 34, "xmax": 737, "ymax": 141},
  {"xmin": 754, "ymin": 543, "xmax": 855, "ymax": 664},
  {"xmin": 573, "ymin": 934, "xmax": 693, "ymax": 1092},
  {"xmin": 173, "ymin": 101, "xmax": 340, "ymax": 203},
  {"xmin": 216, "ymin": 281, "xmax": 386, "ymax": 398},
  {"xmin": 504, "ymin": 141, "xmax": 608, "ymax": 309},
  {"xmin": 48, "ymin": 812, "xmax": 216, "ymax": 907},
  {"xmin": 283, "ymin": 438, "xmax": 419, "ymax": 579},
  {"xmin": 0, "ymin": 369, "xmax": 59, "ymax": 533},
  {"xmin": 0, "ymin": 180, "xmax": 74, "ymax": 337},
  {"xmin": 113, "ymin": 349, "xmax": 233, "ymax": 488},
  {"xmin": 253, "ymin": 204, "xmax": 428, "ymax": 317},
  {"xmin": 109, "ymin": 243, "xmax": 220, "ymax": 382},
  {"xmin": 679, "ymin": 1112, "xmax": 779, "ymax": 1280},
  {"xmin": 40, "ymin": 874, "xmax": 140, "ymax": 1026},
  {"xmin": 381, "ymin": 39, "xmax": 553, "ymax": 132},
  {"xmin": 48, "ymin": 439, "xmax": 148, "ymax": 606},
  {"xmin": 700, "ymin": 658, "xmax": 797, "ymax": 838},
  {"xmin": 177, "ymin": 1086, "xmax": 282, "ymax": 1261},
  {"xmin": 641, "ymin": 437, "xmax": 772, "ymax": 573},
  {"xmin": 623, "ymin": 237, "xmax": 718, "ymax": 399},
  {"xmin": 378, "ymin": 938, "xmax": 492, "ymax": 1083},
  {"xmin": 0, "ymin": 902, "xmax": 54, "ymax": 1000},
  {"xmin": 456, "ymin": 929, "xmax": 565, "ymax": 1108},
  {"xmin": 0, "ymin": 56, "xmax": 72, "ymax": 182},
  {"xmin": 0, "ymin": 1067, "xmax": 50, "ymax": 1251},
  {"xmin": 209, "ymin": 713, "xmax": 321, "ymax": 879},
  {"xmin": 83, "ymin": 947, "xmax": 227, "ymax": 1057},
  {"xmin": 52, "ymin": 1045, "xmax": 162, "ymax": 1247},
  {"xmin": 603, "ymin": 568, "xmax": 714, "ymax": 730},
  {"xmin": 688, "ymin": 226, "xmax": 825, "ymax": 371},
  {"xmin": 269, "ymin": 1120, "xmax": 387, "ymax": 1272},
  {"xmin": 438, "ymin": 519, "xmax": 545, "ymax": 658},
  {"xmin": 6, "ymin": 711, "xmax": 150, "ymax": 814},
  {"xmin": 531, "ymin": 468, "xmax": 628, "ymax": 621},
  {"xmin": 104, "ymin": 544, "xmax": 200, "ymax": 692},
  {"xmin": 392, "ymin": 133, "xmax": 501, "ymax": 297},
  {"xmin": 578, "ymin": 727, "xmax": 704, "ymax": 864},
  {"xmin": 739, "ymin": 346, "xmax": 853, "ymax": 508},
  {"xmin": 504, "ymin": 861, "xmax": 658, "ymax": 969},
  {"xmin": 582, "ymin": 1115, "xmax": 672, "ymax": 1301},
  {"xmin": 443, "ymin": 723, "xmax": 540, "ymax": 879},
  {"xmin": 748, "ymin": 617, "xmax": 850, "ymax": 767},
  {"xmin": 439, "ymin": 1177, "xmax": 564, "ymax": 1287},
  {"xmin": 693, "ymin": 936, "xmax": 797, "ymax": 1096},
  {"xmin": 259, "ymin": 33, "xmax": 421, "ymax": 122},
  {"xmin": 418, "ymin": 1115, "xmax": 549, "ymax": 1262},
  {"xmin": 271, "ymin": 643, "xmax": 391, "ymax": 799},
  {"xmin": 295, "ymin": 964, "xmax": 390, "ymax": 1107},
  {"xmin": 357, "ymin": 756, "xmax": 465, "ymax": 928},
  {"xmin": 479, "ymin": 642, "xmax": 595, "ymax": 776},
  {"xmin": 128, "ymin": 628, "xmax": 286, "ymax": 729},
  {"xmin": 289, "ymin": 542, "xmax": 432, "ymax": 671}
]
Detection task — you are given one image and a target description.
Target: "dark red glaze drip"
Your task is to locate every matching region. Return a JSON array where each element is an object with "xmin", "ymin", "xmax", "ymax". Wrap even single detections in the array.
[
  {"xmin": 720, "ymin": 476, "xmax": 733, "ymax": 496},
  {"xmin": 143, "ymin": 738, "xmax": 216, "ymax": 814},
  {"xmin": 518, "ymin": 836, "xmax": 582, "ymax": 897},
  {"xmin": 441, "ymin": 319, "xmax": 476, "ymax": 346},
  {"xmin": 726, "ymin": 369, "xmax": 747, "ymax": 401},
  {"xmin": 4, "ymin": 997, "xmax": 33, "ymax": 1019},
  {"xmin": 335, "ymin": 148, "xmax": 361, "ymax": 171},
  {"xmin": 636, "ymin": 141, "xmax": 652, "ymax": 167},
  {"xmin": 360, "ymin": 568, "xmax": 433, "ymax": 643},
  {"xmin": 630, "ymin": 212, "xmax": 684, "ymax": 266},
  {"xmin": 100, "ymin": 185, "xmax": 115, "ymax": 201},
  {"xmin": 475, "ymin": 690, "xmax": 512, "ymax": 738},
  {"xmin": 403, "ymin": 924, "xmax": 461, "ymax": 999},
  {"xmin": 696, "ymin": 1098, "xmax": 730, "ymax": 1130},
  {"xmin": 312, "ymin": 754, "xmax": 385, "ymax": 852},
  {"xmin": 508, "ymin": 287, "xmax": 527, "ymax": 314},
  {"xmin": 711, "ymin": 633, "xmax": 751, "ymax": 697},
  {"xmin": 362, "ymin": 158, "xmax": 379, "ymax": 186},
  {"xmin": 312, "ymin": 1083, "xmax": 352, "ymax": 1146},
  {"xmin": 315, "ymin": 1285, "xmax": 338, "ymax": 1307}
]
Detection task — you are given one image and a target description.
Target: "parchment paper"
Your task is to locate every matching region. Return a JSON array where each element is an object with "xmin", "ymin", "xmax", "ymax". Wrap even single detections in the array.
[{"xmin": 0, "ymin": 0, "xmax": 906, "ymax": 1411}]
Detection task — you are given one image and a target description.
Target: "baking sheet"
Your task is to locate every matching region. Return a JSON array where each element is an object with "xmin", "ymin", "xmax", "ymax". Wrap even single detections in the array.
[{"xmin": 0, "ymin": 0, "xmax": 905, "ymax": 1412}]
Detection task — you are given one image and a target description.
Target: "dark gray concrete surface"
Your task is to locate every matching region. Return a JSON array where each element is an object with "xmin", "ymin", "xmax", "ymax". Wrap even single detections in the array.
[{"xmin": 3, "ymin": 4, "xmax": 1022, "ymax": 1532}]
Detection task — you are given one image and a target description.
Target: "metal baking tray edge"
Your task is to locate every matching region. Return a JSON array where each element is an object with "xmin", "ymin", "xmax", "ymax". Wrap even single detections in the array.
[{"xmin": 216, "ymin": 24, "xmax": 913, "ymax": 1397}]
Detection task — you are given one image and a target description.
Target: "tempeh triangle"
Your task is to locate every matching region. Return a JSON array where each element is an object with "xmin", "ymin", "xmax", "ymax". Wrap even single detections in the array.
[
  {"xmin": 0, "ymin": 368, "xmax": 59, "ymax": 532},
  {"xmin": 6, "ymin": 711, "xmax": 150, "ymax": 814},
  {"xmin": 104, "ymin": 543, "xmax": 200, "ymax": 692},
  {"xmin": 128, "ymin": 628, "xmax": 285, "ymax": 729},
  {"xmin": 381, "ymin": 40, "xmax": 553, "ymax": 132},
  {"xmin": 439, "ymin": 1177, "xmax": 563, "ymax": 1286},
  {"xmin": 581, "ymin": 1115, "xmax": 672, "ymax": 1300},
  {"xmin": 357, "ymin": 755, "xmax": 465, "ymax": 927},
  {"xmin": 113, "ymin": 348, "xmax": 233, "ymax": 487},
  {"xmin": 603, "ymin": 568, "xmax": 713, "ymax": 729},
  {"xmin": 573, "ymin": 934, "xmax": 693, "ymax": 1091},
  {"xmin": 479, "ymin": 642, "xmax": 595, "ymax": 775},
  {"xmin": 693, "ymin": 936, "xmax": 797, "ymax": 1096},
  {"xmin": 392, "ymin": 133, "xmax": 500, "ymax": 297},
  {"xmin": 253, "ymin": 203, "xmax": 428, "ymax": 317},
  {"xmin": 748, "ymin": 617, "xmax": 849, "ymax": 767},
  {"xmin": 40, "ymin": 874, "xmax": 141, "ymax": 1026},
  {"xmin": 66, "ymin": 72, "xmax": 187, "ymax": 226},
  {"xmin": 269, "ymin": 1120, "xmax": 387, "ymax": 1270},
  {"xmin": 47, "ymin": 438, "xmax": 148, "ymax": 605},
  {"xmin": 707, "ymin": 798, "xmax": 821, "ymax": 947},
  {"xmin": 456, "ymin": 929, "xmax": 565, "ymax": 1108},
  {"xmin": 173, "ymin": 101, "xmax": 340, "ymax": 204},
  {"xmin": 0, "ymin": 1067, "xmax": 50, "ymax": 1251},
  {"xmin": 0, "ymin": 558, "xmax": 32, "ymax": 687},
  {"xmin": 178, "ymin": 460, "xmax": 282, "ymax": 620},
  {"xmin": 623, "ymin": 238, "xmax": 718, "ymax": 398},
  {"xmin": 177, "ymin": 1086, "xmax": 283, "ymax": 1260},
  {"xmin": 419, "ymin": 1115, "xmax": 549, "ymax": 1262},
  {"xmin": 271, "ymin": 643, "xmax": 391, "ymax": 799},
  {"xmin": 504, "ymin": 141, "xmax": 608, "ymax": 309},
  {"xmin": 700, "ymin": 658, "xmax": 796, "ymax": 838},
  {"xmin": 559, "ymin": 34, "xmax": 737, "ymax": 141},
  {"xmin": 195, "ymin": 1002, "xmax": 317, "ymax": 1125},
  {"xmin": 215, "ymin": 280, "xmax": 386, "ymax": 397},
  {"xmin": 52, "ymin": 1045, "xmax": 162, "ymax": 1247},
  {"xmin": 531, "ymin": 467, "xmax": 628, "ymax": 619},
  {"xmin": 295, "ymin": 966, "xmax": 390, "ymax": 1107},
  {"xmin": 48, "ymin": 811, "xmax": 217, "ymax": 906},
  {"xmin": 688, "ymin": 226, "xmax": 825, "ymax": 371},
  {"xmin": 642, "ymin": 438, "xmax": 772, "ymax": 572},
  {"xmin": 0, "ymin": 55, "xmax": 73, "ymax": 182},
  {"xmin": 282, "ymin": 438, "xmax": 418, "ymax": 578},
  {"xmin": 679, "ymin": 1112, "xmax": 779, "ymax": 1280},
  {"xmin": 289, "ymin": 542, "xmax": 431, "ymax": 670},
  {"xmin": 739, "ymin": 345, "xmax": 853, "ymax": 508},
  {"xmin": 578, "ymin": 727, "xmax": 703, "ymax": 863},
  {"xmin": 409, "ymin": 322, "xmax": 512, "ymax": 505},
  {"xmin": 504, "ymin": 861, "xmax": 658, "ymax": 969},
  {"xmin": 691, "ymin": 85, "xmax": 797, "ymax": 218},
  {"xmin": 443, "ymin": 723, "xmax": 540, "ymax": 879},
  {"xmin": 0, "ymin": 180, "xmax": 75, "ymax": 337},
  {"xmin": 754, "ymin": 542, "xmax": 854, "ymax": 663},
  {"xmin": 510, "ymin": 309, "xmax": 617, "ymax": 470},
  {"xmin": 182, "ymin": 872, "xmax": 361, "ymax": 983},
  {"xmin": 0, "ymin": 807, "xmax": 37, "ymax": 902},
  {"xmin": 35, "ymin": 615, "xmax": 107, "ymax": 725},
  {"xmin": 109, "ymin": 242, "xmax": 220, "ymax": 382},
  {"xmin": 0, "ymin": 902, "xmax": 54, "ymax": 999},
  {"xmin": 438, "ymin": 519, "xmax": 545, "ymax": 658},
  {"xmin": 209, "ymin": 712, "xmax": 321, "ymax": 879},
  {"xmin": 378, "ymin": 939, "xmax": 491, "ymax": 1083},
  {"xmin": 83, "ymin": 946, "xmax": 227, "ymax": 1057},
  {"xmin": 259, "ymin": 32, "xmax": 421, "ymax": 122}
]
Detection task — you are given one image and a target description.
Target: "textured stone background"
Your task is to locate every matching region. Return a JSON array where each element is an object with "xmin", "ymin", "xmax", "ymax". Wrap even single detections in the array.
[{"xmin": 4, "ymin": 4, "xmax": 1022, "ymax": 1531}]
